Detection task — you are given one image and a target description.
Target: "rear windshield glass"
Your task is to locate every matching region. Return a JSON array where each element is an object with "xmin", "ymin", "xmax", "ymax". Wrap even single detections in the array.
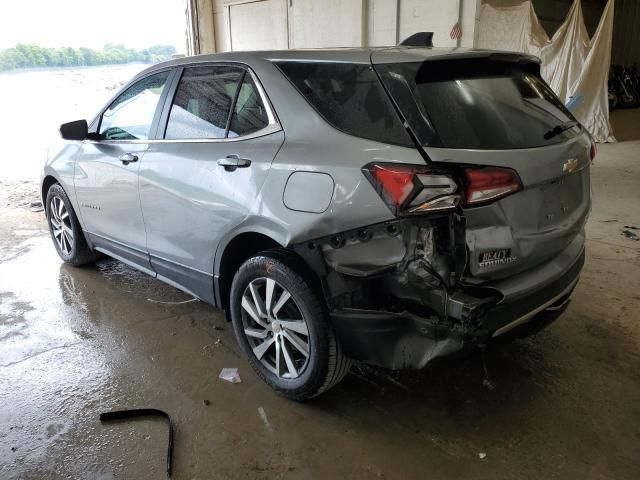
[
  {"xmin": 376, "ymin": 60, "xmax": 580, "ymax": 149},
  {"xmin": 275, "ymin": 61, "xmax": 412, "ymax": 147}
]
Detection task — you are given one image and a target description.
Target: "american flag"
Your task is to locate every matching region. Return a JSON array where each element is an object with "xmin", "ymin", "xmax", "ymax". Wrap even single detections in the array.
[{"xmin": 450, "ymin": 21, "xmax": 462, "ymax": 40}]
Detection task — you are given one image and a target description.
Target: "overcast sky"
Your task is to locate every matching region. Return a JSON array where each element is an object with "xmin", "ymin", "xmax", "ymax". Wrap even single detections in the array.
[{"xmin": 0, "ymin": 0, "xmax": 187, "ymax": 51}]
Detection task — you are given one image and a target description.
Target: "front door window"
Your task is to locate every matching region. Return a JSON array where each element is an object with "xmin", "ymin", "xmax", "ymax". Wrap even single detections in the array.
[{"xmin": 99, "ymin": 71, "xmax": 170, "ymax": 140}]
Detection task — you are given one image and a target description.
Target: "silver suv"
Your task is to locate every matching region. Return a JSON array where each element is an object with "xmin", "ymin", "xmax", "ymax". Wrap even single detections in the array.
[{"xmin": 42, "ymin": 47, "xmax": 593, "ymax": 400}]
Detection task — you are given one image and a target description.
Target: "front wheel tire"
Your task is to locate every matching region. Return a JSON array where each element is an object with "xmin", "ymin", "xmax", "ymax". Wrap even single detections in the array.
[
  {"xmin": 230, "ymin": 250, "xmax": 351, "ymax": 400},
  {"xmin": 46, "ymin": 183, "xmax": 99, "ymax": 266}
]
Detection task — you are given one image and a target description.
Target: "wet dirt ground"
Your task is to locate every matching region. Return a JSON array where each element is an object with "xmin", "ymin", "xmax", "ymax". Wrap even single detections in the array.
[{"xmin": 1, "ymin": 110, "xmax": 639, "ymax": 480}]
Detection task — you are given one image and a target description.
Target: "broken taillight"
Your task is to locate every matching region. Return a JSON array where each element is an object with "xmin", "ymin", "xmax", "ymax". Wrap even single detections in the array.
[
  {"xmin": 363, "ymin": 163, "xmax": 460, "ymax": 215},
  {"xmin": 463, "ymin": 167, "xmax": 522, "ymax": 206},
  {"xmin": 366, "ymin": 163, "xmax": 417, "ymax": 206},
  {"xmin": 364, "ymin": 163, "xmax": 523, "ymax": 214}
]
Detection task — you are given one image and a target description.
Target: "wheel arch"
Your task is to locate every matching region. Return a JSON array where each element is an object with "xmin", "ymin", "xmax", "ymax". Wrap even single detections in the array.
[
  {"xmin": 214, "ymin": 226, "xmax": 323, "ymax": 317},
  {"xmin": 215, "ymin": 231, "xmax": 281, "ymax": 314},
  {"xmin": 42, "ymin": 172, "xmax": 92, "ymax": 248},
  {"xmin": 41, "ymin": 174, "xmax": 60, "ymax": 205}
]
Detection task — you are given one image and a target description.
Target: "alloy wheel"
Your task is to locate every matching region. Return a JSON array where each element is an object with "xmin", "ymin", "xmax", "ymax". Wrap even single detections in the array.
[
  {"xmin": 49, "ymin": 196, "xmax": 74, "ymax": 255},
  {"xmin": 240, "ymin": 277, "xmax": 310, "ymax": 379}
]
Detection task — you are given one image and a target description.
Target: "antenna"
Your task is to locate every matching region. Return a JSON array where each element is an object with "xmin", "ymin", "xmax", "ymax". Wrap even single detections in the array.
[{"xmin": 399, "ymin": 32, "xmax": 434, "ymax": 47}]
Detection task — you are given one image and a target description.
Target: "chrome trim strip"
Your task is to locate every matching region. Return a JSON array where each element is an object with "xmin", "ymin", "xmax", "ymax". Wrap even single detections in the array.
[
  {"xmin": 491, "ymin": 277, "xmax": 579, "ymax": 337},
  {"xmin": 86, "ymin": 124, "xmax": 282, "ymax": 145},
  {"xmin": 247, "ymin": 68, "xmax": 277, "ymax": 126},
  {"xmin": 87, "ymin": 65, "xmax": 281, "ymax": 145}
]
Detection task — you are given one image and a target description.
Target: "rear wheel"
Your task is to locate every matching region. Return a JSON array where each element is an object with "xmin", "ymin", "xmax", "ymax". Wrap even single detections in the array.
[
  {"xmin": 230, "ymin": 250, "xmax": 351, "ymax": 400},
  {"xmin": 46, "ymin": 183, "xmax": 99, "ymax": 266}
]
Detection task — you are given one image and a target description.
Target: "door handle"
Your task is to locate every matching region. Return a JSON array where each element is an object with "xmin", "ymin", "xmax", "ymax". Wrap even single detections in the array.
[
  {"xmin": 119, "ymin": 153, "xmax": 139, "ymax": 165},
  {"xmin": 217, "ymin": 155, "xmax": 251, "ymax": 172}
]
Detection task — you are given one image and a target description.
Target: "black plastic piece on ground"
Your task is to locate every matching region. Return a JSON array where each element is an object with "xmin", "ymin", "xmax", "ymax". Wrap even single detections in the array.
[
  {"xmin": 100, "ymin": 408, "xmax": 174, "ymax": 477},
  {"xmin": 400, "ymin": 32, "xmax": 434, "ymax": 47}
]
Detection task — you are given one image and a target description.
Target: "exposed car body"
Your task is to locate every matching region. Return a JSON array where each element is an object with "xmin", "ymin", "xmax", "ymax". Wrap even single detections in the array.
[{"xmin": 42, "ymin": 47, "xmax": 592, "ymax": 399}]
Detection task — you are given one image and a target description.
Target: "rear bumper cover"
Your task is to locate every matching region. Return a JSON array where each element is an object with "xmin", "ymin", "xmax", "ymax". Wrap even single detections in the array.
[{"xmin": 330, "ymin": 246, "xmax": 585, "ymax": 370}]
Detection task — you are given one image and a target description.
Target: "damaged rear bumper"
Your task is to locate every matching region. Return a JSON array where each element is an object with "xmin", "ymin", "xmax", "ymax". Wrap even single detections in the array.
[
  {"xmin": 329, "ymin": 242, "xmax": 585, "ymax": 370},
  {"xmin": 294, "ymin": 215, "xmax": 586, "ymax": 370}
]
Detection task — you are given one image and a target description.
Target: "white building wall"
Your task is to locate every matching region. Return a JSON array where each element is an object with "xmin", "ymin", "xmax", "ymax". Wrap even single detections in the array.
[
  {"xmin": 366, "ymin": 0, "xmax": 399, "ymax": 46},
  {"xmin": 399, "ymin": 0, "xmax": 458, "ymax": 46},
  {"xmin": 228, "ymin": 0, "xmax": 289, "ymax": 50},
  {"xmin": 289, "ymin": 0, "xmax": 365, "ymax": 48},
  {"xmin": 192, "ymin": 0, "xmax": 480, "ymax": 54}
]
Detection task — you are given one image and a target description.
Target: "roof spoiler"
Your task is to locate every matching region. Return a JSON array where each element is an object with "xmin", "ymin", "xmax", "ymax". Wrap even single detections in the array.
[{"xmin": 399, "ymin": 32, "xmax": 434, "ymax": 48}]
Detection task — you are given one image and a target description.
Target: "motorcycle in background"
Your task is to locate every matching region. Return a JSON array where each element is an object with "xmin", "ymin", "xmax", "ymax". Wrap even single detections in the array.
[
  {"xmin": 608, "ymin": 72, "xmax": 619, "ymax": 111},
  {"xmin": 611, "ymin": 64, "xmax": 640, "ymax": 109}
]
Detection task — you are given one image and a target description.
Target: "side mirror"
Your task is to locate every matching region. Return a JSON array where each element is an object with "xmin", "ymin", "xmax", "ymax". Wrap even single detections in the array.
[{"xmin": 60, "ymin": 120, "xmax": 88, "ymax": 141}]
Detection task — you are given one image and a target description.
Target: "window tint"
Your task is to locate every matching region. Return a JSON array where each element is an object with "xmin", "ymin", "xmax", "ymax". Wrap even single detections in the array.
[
  {"xmin": 377, "ymin": 61, "xmax": 579, "ymax": 149},
  {"xmin": 100, "ymin": 71, "xmax": 169, "ymax": 140},
  {"xmin": 165, "ymin": 66, "xmax": 243, "ymax": 140},
  {"xmin": 228, "ymin": 74, "xmax": 269, "ymax": 138},
  {"xmin": 275, "ymin": 61, "xmax": 412, "ymax": 147}
]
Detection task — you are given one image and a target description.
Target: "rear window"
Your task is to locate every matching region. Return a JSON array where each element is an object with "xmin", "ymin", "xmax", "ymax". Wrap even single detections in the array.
[
  {"xmin": 376, "ymin": 60, "xmax": 580, "ymax": 149},
  {"xmin": 275, "ymin": 61, "xmax": 412, "ymax": 147}
]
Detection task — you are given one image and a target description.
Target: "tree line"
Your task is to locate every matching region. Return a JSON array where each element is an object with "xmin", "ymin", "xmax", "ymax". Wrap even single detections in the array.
[{"xmin": 0, "ymin": 44, "xmax": 177, "ymax": 71}]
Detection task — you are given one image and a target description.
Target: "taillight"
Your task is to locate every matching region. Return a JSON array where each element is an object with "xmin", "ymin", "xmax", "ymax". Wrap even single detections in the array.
[
  {"xmin": 590, "ymin": 142, "xmax": 597, "ymax": 161},
  {"xmin": 463, "ymin": 167, "xmax": 522, "ymax": 206},
  {"xmin": 367, "ymin": 163, "xmax": 417, "ymax": 207},
  {"xmin": 363, "ymin": 163, "xmax": 460, "ymax": 215}
]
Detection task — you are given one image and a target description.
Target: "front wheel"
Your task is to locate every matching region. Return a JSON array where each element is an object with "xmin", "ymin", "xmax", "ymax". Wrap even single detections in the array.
[
  {"xmin": 230, "ymin": 250, "xmax": 351, "ymax": 400},
  {"xmin": 46, "ymin": 183, "xmax": 99, "ymax": 266}
]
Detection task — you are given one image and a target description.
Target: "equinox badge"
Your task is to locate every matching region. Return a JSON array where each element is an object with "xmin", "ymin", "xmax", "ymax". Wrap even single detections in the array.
[{"xmin": 479, "ymin": 249, "xmax": 517, "ymax": 268}]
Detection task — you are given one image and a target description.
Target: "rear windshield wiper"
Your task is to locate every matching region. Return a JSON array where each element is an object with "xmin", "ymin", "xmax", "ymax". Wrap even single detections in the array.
[{"xmin": 544, "ymin": 120, "xmax": 579, "ymax": 140}]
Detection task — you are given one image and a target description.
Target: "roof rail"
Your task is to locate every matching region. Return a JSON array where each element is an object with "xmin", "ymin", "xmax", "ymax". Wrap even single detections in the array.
[{"xmin": 399, "ymin": 32, "xmax": 434, "ymax": 47}]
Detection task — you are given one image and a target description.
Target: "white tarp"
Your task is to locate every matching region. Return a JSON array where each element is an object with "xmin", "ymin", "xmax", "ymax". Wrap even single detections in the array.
[{"xmin": 478, "ymin": 0, "xmax": 615, "ymax": 142}]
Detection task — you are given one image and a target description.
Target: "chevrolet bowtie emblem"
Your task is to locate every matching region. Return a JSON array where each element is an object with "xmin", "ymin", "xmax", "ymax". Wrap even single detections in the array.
[{"xmin": 563, "ymin": 158, "xmax": 578, "ymax": 174}]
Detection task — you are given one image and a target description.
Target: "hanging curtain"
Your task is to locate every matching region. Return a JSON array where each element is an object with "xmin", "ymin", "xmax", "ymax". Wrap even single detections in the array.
[{"xmin": 477, "ymin": 0, "xmax": 616, "ymax": 143}]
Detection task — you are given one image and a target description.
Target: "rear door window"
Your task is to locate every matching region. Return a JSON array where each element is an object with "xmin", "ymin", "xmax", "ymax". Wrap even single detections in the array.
[
  {"xmin": 164, "ymin": 66, "xmax": 243, "ymax": 140},
  {"xmin": 228, "ymin": 73, "xmax": 270, "ymax": 137},
  {"xmin": 275, "ymin": 61, "xmax": 412, "ymax": 147},
  {"xmin": 376, "ymin": 60, "xmax": 580, "ymax": 149},
  {"xmin": 99, "ymin": 71, "xmax": 170, "ymax": 140}
]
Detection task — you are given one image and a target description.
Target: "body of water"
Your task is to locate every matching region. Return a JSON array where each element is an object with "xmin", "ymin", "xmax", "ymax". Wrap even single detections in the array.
[{"xmin": 0, "ymin": 63, "xmax": 149, "ymax": 181}]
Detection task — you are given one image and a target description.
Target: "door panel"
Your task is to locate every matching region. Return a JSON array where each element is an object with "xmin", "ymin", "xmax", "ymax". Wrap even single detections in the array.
[
  {"xmin": 138, "ymin": 64, "xmax": 283, "ymax": 303},
  {"xmin": 73, "ymin": 70, "xmax": 172, "ymax": 270},
  {"xmin": 139, "ymin": 131, "xmax": 285, "ymax": 301},
  {"xmin": 74, "ymin": 142, "xmax": 150, "ymax": 264}
]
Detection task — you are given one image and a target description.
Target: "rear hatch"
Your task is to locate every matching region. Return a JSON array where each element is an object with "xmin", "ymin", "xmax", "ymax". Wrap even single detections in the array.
[{"xmin": 372, "ymin": 49, "xmax": 592, "ymax": 280}]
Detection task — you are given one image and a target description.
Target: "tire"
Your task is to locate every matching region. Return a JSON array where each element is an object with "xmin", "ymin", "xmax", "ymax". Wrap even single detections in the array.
[
  {"xmin": 230, "ymin": 249, "xmax": 351, "ymax": 400},
  {"xmin": 45, "ymin": 183, "xmax": 99, "ymax": 266},
  {"xmin": 618, "ymin": 85, "xmax": 640, "ymax": 108}
]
